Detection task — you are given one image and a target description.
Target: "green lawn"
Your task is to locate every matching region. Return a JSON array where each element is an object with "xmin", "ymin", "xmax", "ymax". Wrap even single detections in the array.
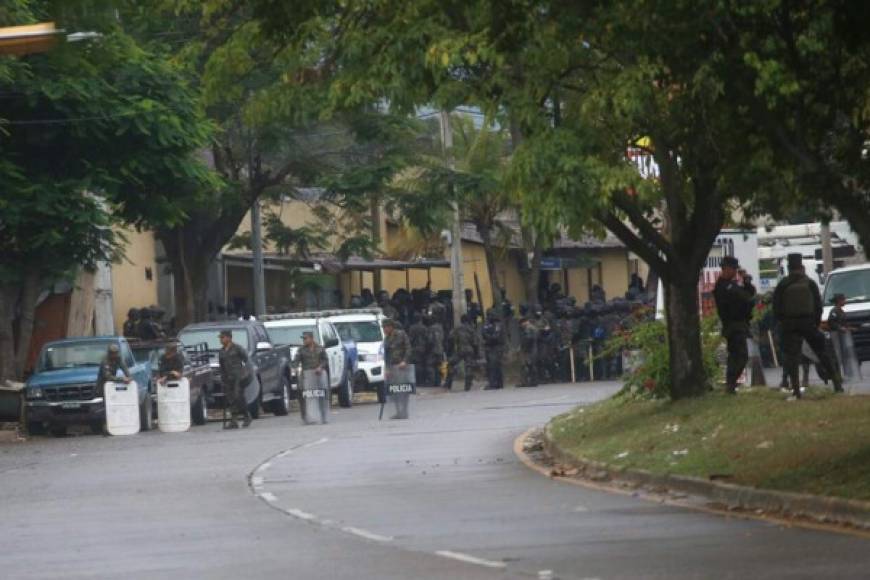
[{"xmin": 549, "ymin": 388, "xmax": 870, "ymax": 501}]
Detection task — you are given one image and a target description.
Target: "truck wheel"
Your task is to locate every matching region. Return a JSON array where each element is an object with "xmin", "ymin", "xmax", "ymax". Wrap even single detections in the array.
[
  {"xmin": 27, "ymin": 421, "xmax": 45, "ymax": 436},
  {"xmin": 273, "ymin": 376, "xmax": 290, "ymax": 416},
  {"xmin": 192, "ymin": 391, "xmax": 208, "ymax": 426},
  {"xmin": 140, "ymin": 392, "xmax": 153, "ymax": 431},
  {"xmin": 338, "ymin": 370, "xmax": 353, "ymax": 408},
  {"xmin": 50, "ymin": 425, "xmax": 67, "ymax": 438},
  {"xmin": 89, "ymin": 420, "xmax": 104, "ymax": 435}
]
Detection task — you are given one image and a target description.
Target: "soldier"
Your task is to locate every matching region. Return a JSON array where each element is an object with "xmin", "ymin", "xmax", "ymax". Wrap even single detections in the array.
[
  {"xmin": 827, "ymin": 293, "xmax": 855, "ymax": 380},
  {"xmin": 294, "ymin": 331, "xmax": 329, "ymax": 423},
  {"xmin": 218, "ymin": 329, "xmax": 253, "ymax": 429},
  {"xmin": 377, "ymin": 290, "xmax": 400, "ymax": 321},
  {"xmin": 713, "ymin": 256, "xmax": 756, "ymax": 394},
  {"xmin": 773, "ymin": 253, "xmax": 842, "ymax": 398},
  {"xmin": 137, "ymin": 308, "xmax": 165, "ymax": 341},
  {"xmin": 383, "ymin": 319, "xmax": 412, "ymax": 419},
  {"xmin": 408, "ymin": 314, "xmax": 431, "ymax": 387},
  {"xmin": 425, "ymin": 315, "xmax": 445, "ymax": 387},
  {"xmin": 444, "ymin": 314, "xmax": 481, "ymax": 391},
  {"xmin": 517, "ymin": 317, "xmax": 539, "ymax": 387},
  {"xmin": 96, "ymin": 344, "xmax": 131, "ymax": 398},
  {"xmin": 157, "ymin": 342, "xmax": 185, "ymax": 385},
  {"xmin": 481, "ymin": 310, "xmax": 507, "ymax": 390},
  {"xmin": 122, "ymin": 308, "xmax": 140, "ymax": 338}
]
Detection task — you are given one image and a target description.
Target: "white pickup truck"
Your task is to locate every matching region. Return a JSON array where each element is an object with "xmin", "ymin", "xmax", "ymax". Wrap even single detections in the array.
[{"xmin": 262, "ymin": 313, "xmax": 355, "ymax": 408}]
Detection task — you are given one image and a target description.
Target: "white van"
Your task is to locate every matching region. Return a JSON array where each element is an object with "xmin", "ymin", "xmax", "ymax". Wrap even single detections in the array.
[
  {"xmin": 327, "ymin": 309, "xmax": 386, "ymax": 395},
  {"xmin": 262, "ymin": 313, "xmax": 354, "ymax": 408}
]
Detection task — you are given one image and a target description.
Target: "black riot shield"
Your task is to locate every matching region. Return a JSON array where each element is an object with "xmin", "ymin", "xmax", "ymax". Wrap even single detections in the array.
[
  {"xmin": 380, "ymin": 364, "xmax": 416, "ymax": 420},
  {"xmin": 300, "ymin": 369, "xmax": 330, "ymax": 425}
]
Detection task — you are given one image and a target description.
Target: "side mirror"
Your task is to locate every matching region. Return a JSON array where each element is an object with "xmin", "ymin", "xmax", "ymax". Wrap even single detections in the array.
[
  {"xmin": 325, "ymin": 338, "xmax": 340, "ymax": 348},
  {"xmin": 256, "ymin": 341, "xmax": 273, "ymax": 352}
]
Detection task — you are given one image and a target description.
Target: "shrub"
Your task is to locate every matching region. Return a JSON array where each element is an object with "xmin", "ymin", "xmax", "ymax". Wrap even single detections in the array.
[{"xmin": 605, "ymin": 314, "xmax": 723, "ymax": 399}]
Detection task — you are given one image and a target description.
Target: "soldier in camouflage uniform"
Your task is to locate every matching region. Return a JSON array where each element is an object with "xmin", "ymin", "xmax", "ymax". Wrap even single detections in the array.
[
  {"xmin": 425, "ymin": 315, "xmax": 445, "ymax": 387},
  {"xmin": 157, "ymin": 342, "xmax": 185, "ymax": 384},
  {"xmin": 444, "ymin": 314, "xmax": 482, "ymax": 391},
  {"xmin": 408, "ymin": 314, "xmax": 431, "ymax": 386},
  {"xmin": 517, "ymin": 317, "xmax": 539, "ymax": 387},
  {"xmin": 481, "ymin": 310, "xmax": 507, "ymax": 390},
  {"xmin": 383, "ymin": 319, "xmax": 413, "ymax": 419},
  {"xmin": 218, "ymin": 330, "xmax": 252, "ymax": 429},
  {"xmin": 96, "ymin": 344, "xmax": 131, "ymax": 397},
  {"xmin": 293, "ymin": 331, "xmax": 329, "ymax": 423}
]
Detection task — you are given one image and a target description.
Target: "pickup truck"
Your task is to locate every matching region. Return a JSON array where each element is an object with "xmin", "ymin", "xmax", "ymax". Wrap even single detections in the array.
[
  {"xmin": 177, "ymin": 320, "xmax": 292, "ymax": 418},
  {"xmin": 25, "ymin": 336, "xmax": 153, "ymax": 436},
  {"xmin": 822, "ymin": 263, "xmax": 870, "ymax": 363},
  {"xmin": 129, "ymin": 339, "xmax": 214, "ymax": 426},
  {"xmin": 262, "ymin": 311, "xmax": 355, "ymax": 408}
]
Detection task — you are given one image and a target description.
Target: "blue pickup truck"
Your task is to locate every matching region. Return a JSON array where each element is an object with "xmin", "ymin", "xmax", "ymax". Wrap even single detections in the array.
[{"xmin": 25, "ymin": 336, "xmax": 152, "ymax": 436}]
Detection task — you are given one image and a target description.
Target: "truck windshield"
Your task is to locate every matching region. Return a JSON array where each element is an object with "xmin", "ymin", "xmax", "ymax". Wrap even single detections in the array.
[
  {"xmin": 267, "ymin": 324, "xmax": 316, "ymax": 346},
  {"xmin": 38, "ymin": 342, "xmax": 111, "ymax": 371},
  {"xmin": 333, "ymin": 321, "xmax": 382, "ymax": 343},
  {"xmin": 179, "ymin": 329, "xmax": 249, "ymax": 351},
  {"xmin": 823, "ymin": 270, "xmax": 870, "ymax": 305}
]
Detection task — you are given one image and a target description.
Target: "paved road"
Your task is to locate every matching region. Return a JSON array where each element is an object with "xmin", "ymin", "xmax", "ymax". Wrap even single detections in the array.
[{"xmin": 1, "ymin": 382, "xmax": 868, "ymax": 579}]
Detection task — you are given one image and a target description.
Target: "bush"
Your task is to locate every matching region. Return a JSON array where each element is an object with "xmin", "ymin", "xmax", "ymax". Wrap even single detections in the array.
[{"xmin": 605, "ymin": 314, "xmax": 723, "ymax": 399}]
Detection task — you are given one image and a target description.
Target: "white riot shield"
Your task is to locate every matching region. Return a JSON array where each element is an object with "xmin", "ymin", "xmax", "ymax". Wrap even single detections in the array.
[
  {"xmin": 157, "ymin": 377, "xmax": 191, "ymax": 433},
  {"xmin": 300, "ymin": 370, "xmax": 330, "ymax": 425},
  {"xmin": 105, "ymin": 380, "xmax": 140, "ymax": 436},
  {"xmin": 383, "ymin": 364, "xmax": 415, "ymax": 420}
]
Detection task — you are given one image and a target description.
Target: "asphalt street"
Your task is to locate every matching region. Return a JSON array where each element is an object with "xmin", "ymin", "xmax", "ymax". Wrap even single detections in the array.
[{"xmin": 1, "ymin": 382, "xmax": 869, "ymax": 580}]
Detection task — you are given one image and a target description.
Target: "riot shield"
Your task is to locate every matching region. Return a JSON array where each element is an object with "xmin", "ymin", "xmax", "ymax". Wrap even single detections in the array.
[
  {"xmin": 300, "ymin": 369, "xmax": 330, "ymax": 425},
  {"xmin": 381, "ymin": 364, "xmax": 415, "ymax": 420}
]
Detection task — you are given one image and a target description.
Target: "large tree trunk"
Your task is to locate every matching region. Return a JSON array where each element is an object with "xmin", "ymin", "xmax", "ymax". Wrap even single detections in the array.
[
  {"xmin": 162, "ymin": 230, "xmax": 213, "ymax": 328},
  {"xmin": 14, "ymin": 271, "xmax": 41, "ymax": 377},
  {"xmin": 477, "ymin": 223, "xmax": 502, "ymax": 309},
  {"xmin": 0, "ymin": 284, "xmax": 18, "ymax": 382},
  {"xmin": 663, "ymin": 273, "xmax": 707, "ymax": 399}
]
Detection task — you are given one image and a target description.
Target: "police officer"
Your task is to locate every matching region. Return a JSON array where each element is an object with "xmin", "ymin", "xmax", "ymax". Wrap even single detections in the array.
[
  {"xmin": 425, "ymin": 315, "xmax": 445, "ymax": 387},
  {"xmin": 408, "ymin": 314, "xmax": 431, "ymax": 387},
  {"xmin": 713, "ymin": 256, "xmax": 756, "ymax": 394},
  {"xmin": 827, "ymin": 293, "xmax": 854, "ymax": 380},
  {"xmin": 773, "ymin": 254, "xmax": 842, "ymax": 398},
  {"xmin": 137, "ymin": 308, "xmax": 165, "ymax": 340},
  {"xmin": 444, "ymin": 314, "xmax": 481, "ymax": 391},
  {"xmin": 383, "ymin": 319, "xmax": 412, "ymax": 419},
  {"xmin": 294, "ymin": 331, "xmax": 329, "ymax": 423},
  {"xmin": 481, "ymin": 310, "xmax": 507, "ymax": 390},
  {"xmin": 157, "ymin": 342, "xmax": 186, "ymax": 384},
  {"xmin": 218, "ymin": 329, "xmax": 252, "ymax": 429},
  {"xmin": 517, "ymin": 317, "xmax": 539, "ymax": 387},
  {"xmin": 96, "ymin": 344, "xmax": 131, "ymax": 397},
  {"xmin": 122, "ymin": 308, "xmax": 140, "ymax": 338}
]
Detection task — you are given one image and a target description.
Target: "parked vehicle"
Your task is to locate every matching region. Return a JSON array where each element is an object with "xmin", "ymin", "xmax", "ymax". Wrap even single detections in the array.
[
  {"xmin": 25, "ymin": 336, "xmax": 152, "ymax": 436},
  {"xmin": 129, "ymin": 339, "xmax": 214, "ymax": 426},
  {"xmin": 327, "ymin": 309, "xmax": 386, "ymax": 397},
  {"xmin": 822, "ymin": 264, "xmax": 870, "ymax": 363},
  {"xmin": 177, "ymin": 320, "xmax": 292, "ymax": 418},
  {"xmin": 262, "ymin": 312, "xmax": 355, "ymax": 408}
]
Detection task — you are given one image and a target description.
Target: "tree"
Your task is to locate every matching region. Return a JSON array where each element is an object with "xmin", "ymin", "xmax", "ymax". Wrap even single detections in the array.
[
  {"xmin": 0, "ymin": 3, "xmax": 214, "ymax": 381},
  {"xmin": 248, "ymin": 0, "xmax": 791, "ymax": 399},
  {"xmin": 714, "ymin": 2, "xmax": 870, "ymax": 247}
]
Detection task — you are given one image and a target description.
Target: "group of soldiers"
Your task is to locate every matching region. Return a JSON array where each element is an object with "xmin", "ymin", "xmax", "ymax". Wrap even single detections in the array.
[
  {"xmin": 714, "ymin": 252, "xmax": 844, "ymax": 399},
  {"xmin": 122, "ymin": 307, "xmax": 169, "ymax": 341},
  {"xmin": 371, "ymin": 281, "xmax": 655, "ymax": 391}
]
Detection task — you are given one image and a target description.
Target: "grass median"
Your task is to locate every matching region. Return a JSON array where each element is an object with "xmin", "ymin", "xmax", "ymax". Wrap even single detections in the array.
[{"xmin": 549, "ymin": 388, "xmax": 870, "ymax": 501}]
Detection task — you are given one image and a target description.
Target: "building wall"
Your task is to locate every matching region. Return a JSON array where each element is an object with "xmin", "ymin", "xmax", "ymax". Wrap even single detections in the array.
[
  {"xmin": 600, "ymin": 248, "xmax": 630, "ymax": 301},
  {"xmin": 112, "ymin": 228, "xmax": 159, "ymax": 334}
]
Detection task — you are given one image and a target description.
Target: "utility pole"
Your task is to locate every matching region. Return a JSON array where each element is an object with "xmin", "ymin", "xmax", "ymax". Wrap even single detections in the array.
[
  {"xmin": 249, "ymin": 135, "xmax": 266, "ymax": 317},
  {"xmin": 440, "ymin": 110, "xmax": 465, "ymax": 328},
  {"xmin": 821, "ymin": 221, "xmax": 833, "ymax": 278}
]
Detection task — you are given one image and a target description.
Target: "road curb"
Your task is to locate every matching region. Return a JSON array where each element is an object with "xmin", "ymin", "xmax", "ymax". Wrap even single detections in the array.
[{"xmin": 541, "ymin": 423, "xmax": 870, "ymax": 531}]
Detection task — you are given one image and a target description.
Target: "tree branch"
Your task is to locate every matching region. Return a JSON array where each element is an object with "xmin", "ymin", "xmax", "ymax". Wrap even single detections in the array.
[{"xmin": 599, "ymin": 210, "xmax": 671, "ymax": 283}]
